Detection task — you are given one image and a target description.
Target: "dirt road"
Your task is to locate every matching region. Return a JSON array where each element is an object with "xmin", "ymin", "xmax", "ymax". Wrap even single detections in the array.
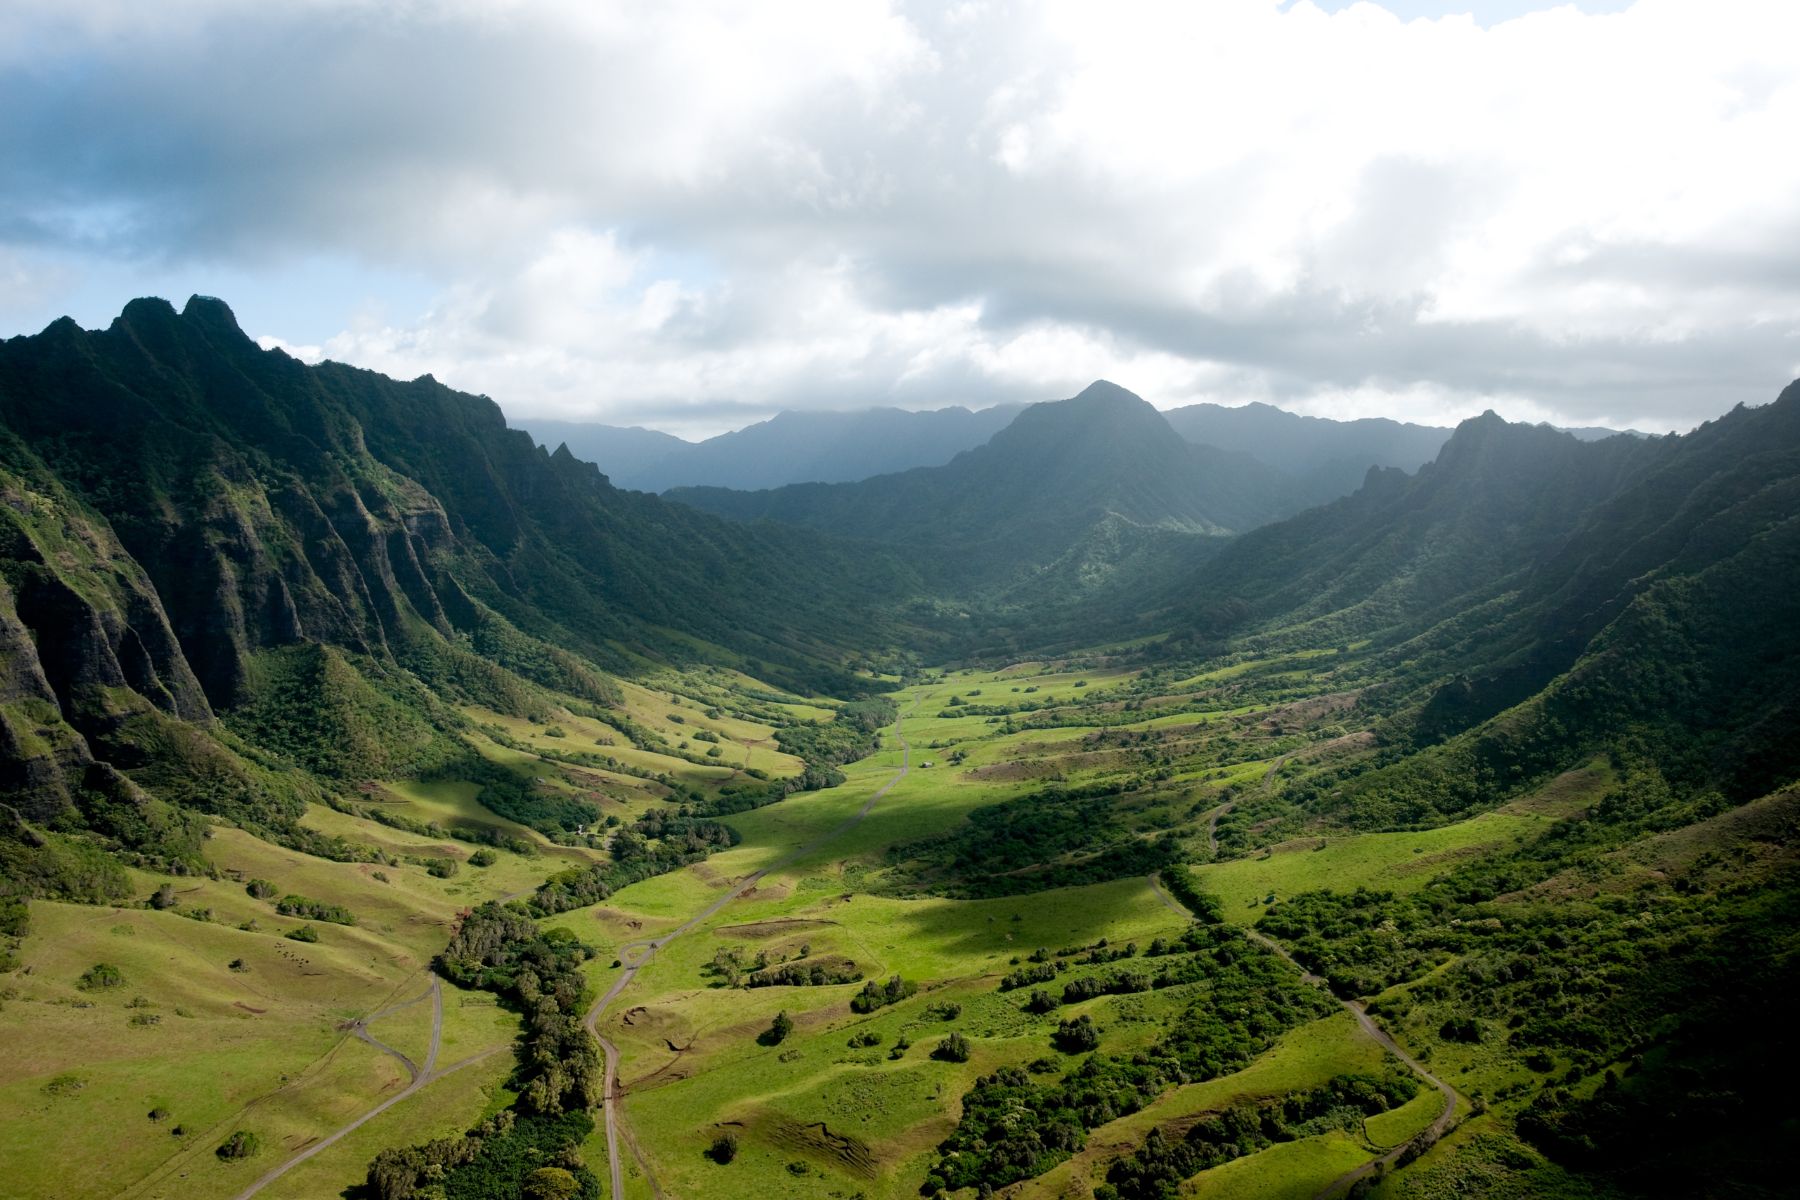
[
  {"xmin": 1148, "ymin": 877, "xmax": 1459, "ymax": 1199},
  {"xmin": 584, "ymin": 695, "xmax": 923, "ymax": 1200}
]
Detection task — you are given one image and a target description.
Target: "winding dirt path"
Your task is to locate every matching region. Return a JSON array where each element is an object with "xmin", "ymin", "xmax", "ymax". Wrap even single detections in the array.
[
  {"xmin": 346, "ymin": 978, "xmax": 438, "ymax": 1082},
  {"xmin": 584, "ymin": 695, "xmax": 924, "ymax": 1200},
  {"xmin": 1149, "ymin": 877, "xmax": 1459, "ymax": 1198},
  {"xmin": 231, "ymin": 974, "xmax": 444, "ymax": 1200},
  {"xmin": 1240, "ymin": 930, "xmax": 1461, "ymax": 1199}
]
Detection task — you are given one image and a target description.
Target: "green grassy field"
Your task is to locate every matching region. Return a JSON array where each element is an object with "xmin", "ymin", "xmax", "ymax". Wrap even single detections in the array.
[{"xmin": 3, "ymin": 648, "xmax": 1535, "ymax": 1200}]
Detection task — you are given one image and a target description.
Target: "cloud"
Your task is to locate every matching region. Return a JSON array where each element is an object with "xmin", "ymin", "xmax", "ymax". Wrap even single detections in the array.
[{"xmin": 4, "ymin": 0, "xmax": 1800, "ymax": 435}]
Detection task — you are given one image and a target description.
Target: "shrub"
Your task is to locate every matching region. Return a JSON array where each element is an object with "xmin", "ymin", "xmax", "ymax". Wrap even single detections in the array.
[
  {"xmin": 216, "ymin": 1130, "xmax": 261, "ymax": 1160},
  {"xmin": 934, "ymin": 1032, "xmax": 972, "ymax": 1062},
  {"xmin": 77, "ymin": 963, "xmax": 124, "ymax": 991},
  {"xmin": 275, "ymin": 895, "xmax": 355, "ymax": 925},
  {"xmin": 228, "ymin": 958, "xmax": 250, "ymax": 973},
  {"xmin": 1053, "ymin": 1014, "xmax": 1100, "ymax": 1053},
  {"xmin": 285, "ymin": 925, "xmax": 320, "ymax": 943},
  {"xmin": 708, "ymin": 1131, "xmax": 739, "ymax": 1164},
  {"xmin": 150, "ymin": 884, "xmax": 177, "ymax": 910},
  {"xmin": 850, "ymin": 975, "xmax": 917, "ymax": 1013},
  {"xmin": 469, "ymin": 848, "xmax": 499, "ymax": 867},
  {"xmin": 426, "ymin": 859, "xmax": 460, "ymax": 879},
  {"xmin": 761, "ymin": 1010, "xmax": 795, "ymax": 1046},
  {"xmin": 245, "ymin": 878, "xmax": 278, "ymax": 900}
]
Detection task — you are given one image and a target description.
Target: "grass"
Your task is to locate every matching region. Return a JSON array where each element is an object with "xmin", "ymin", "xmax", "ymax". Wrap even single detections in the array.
[
  {"xmin": 12, "ymin": 648, "xmax": 1494, "ymax": 1200},
  {"xmin": 1185, "ymin": 1131, "xmax": 1374, "ymax": 1200},
  {"xmin": 1194, "ymin": 810, "xmax": 1551, "ymax": 922}
]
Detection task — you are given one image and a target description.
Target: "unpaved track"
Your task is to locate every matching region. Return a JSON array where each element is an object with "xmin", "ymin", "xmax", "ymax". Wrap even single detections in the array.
[
  {"xmin": 585, "ymin": 695, "xmax": 924, "ymax": 1200},
  {"xmin": 347, "ymin": 979, "xmax": 438, "ymax": 1081},
  {"xmin": 1242, "ymin": 929, "xmax": 1460, "ymax": 1199},
  {"xmin": 231, "ymin": 973, "xmax": 444, "ymax": 1200},
  {"xmin": 1149, "ymin": 879, "xmax": 1459, "ymax": 1198}
]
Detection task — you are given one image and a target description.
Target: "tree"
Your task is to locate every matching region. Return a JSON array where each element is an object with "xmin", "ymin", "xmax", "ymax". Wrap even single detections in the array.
[
  {"xmin": 934, "ymin": 1032, "xmax": 971, "ymax": 1062},
  {"xmin": 150, "ymin": 884, "xmax": 177, "ymax": 910},
  {"xmin": 77, "ymin": 962, "xmax": 124, "ymax": 991},
  {"xmin": 522, "ymin": 1166, "xmax": 581, "ymax": 1199},
  {"xmin": 709, "ymin": 1131, "xmax": 739, "ymax": 1164},
  {"xmin": 216, "ymin": 1130, "xmax": 261, "ymax": 1160},
  {"xmin": 1054, "ymin": 1014, "xmax": 1100, "ymax": 1053},
  {"xmin": 761, "ymin": 1010, "xmax": 795, "ymax": 1045}
]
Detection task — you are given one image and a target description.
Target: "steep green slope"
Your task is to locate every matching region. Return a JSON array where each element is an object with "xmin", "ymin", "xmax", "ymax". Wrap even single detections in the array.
[{"xmin": 0, "ymin": 295, "xmax": 917, "ymax": 892}]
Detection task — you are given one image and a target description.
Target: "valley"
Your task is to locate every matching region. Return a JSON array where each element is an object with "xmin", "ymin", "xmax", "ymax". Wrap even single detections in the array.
[{"xmin": 0, "ymin": 300, "xmax": 1794, "ymax": 1200}]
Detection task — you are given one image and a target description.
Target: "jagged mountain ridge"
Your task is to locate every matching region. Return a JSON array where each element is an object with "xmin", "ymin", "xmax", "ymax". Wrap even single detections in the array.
[
  {"xmin": 0, "ymin": 295, "xmax": 914, "ymax": 858},
  {"xmin": 1170, "ymin": 387, "xmax": 1800, "ymax": 796}
]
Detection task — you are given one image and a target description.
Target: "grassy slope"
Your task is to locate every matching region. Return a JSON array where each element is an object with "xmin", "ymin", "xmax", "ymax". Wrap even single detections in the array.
[{"xmin": 0, "ymin": 663, "xmax": 812, "ymax": 1200}]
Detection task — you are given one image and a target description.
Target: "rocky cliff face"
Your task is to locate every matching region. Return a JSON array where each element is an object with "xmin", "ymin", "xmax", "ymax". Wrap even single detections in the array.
[{"xmin": 0, "ymin": 295, "xmax": 896, "ymax": 891}]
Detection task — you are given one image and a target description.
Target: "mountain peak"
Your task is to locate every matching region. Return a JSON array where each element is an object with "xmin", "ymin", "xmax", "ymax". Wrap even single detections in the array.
[
  {"xmin": 1070, "ymin": 379, "xmax": 1147, "ymax": 407},
  {"xmin": 181, "ymin": 294, "xmax": 243, "ymax": 334}
]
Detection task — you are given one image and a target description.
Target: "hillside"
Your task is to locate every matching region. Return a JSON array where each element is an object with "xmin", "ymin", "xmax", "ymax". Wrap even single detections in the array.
[
  {"xmin": 0, "ymin": 296, "xmax": 929, "ymax": 885},
  {"xmin": 669, "ymin": 381, "xmax": 1322, "ymax": 587}
]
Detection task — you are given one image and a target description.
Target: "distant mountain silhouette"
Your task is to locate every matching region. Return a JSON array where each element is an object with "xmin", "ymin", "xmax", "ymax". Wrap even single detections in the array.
[
  {"xmin": 514, "ymin": 419, "xmax": 690, "ymax": 487},
  {"xmin": 669, "ymin": 381, "xmax": 1320, "ymax": 586},
  {"xmin": 516, "ymin": 403, "xmax": 1024, "ymax": 493}
]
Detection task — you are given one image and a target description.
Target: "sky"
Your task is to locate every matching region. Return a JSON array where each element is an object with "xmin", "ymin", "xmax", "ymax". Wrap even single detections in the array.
[{"xmin": 3, "ymin": 1, "xmax": 1798, "ymax": 438}]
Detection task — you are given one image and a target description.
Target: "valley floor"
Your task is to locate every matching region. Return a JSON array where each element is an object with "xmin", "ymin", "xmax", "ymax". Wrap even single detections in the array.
[{"xmin": 6, "ymin": 648, "xmax": 1784, "ymax": 1200}]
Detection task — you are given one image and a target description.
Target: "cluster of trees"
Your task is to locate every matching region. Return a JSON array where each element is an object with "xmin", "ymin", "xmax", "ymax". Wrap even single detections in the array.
[
  {"xmin": 929, "ymin": 920, "xmax": 1334, "ymax": 1192},
  {"xmin": 367, "ymin": 1109, "xmax": 600, "ymax": 1200},
  {"xmin": 1098, "ymin": 1073, "xmax": 1418, "ymax": 1200},
  {"xmin": 889, "ymin": 780, "xmax": 1183, "ymax": 897},
  {"xmin": 772, "ymin": 696, "xmax": 899, "ymax": 773},
  {"xmin": 849, "ymin": 975, "xmax": 917, "ymax": 1013},
  {"xmin": 273, "ymin": 894, "xmax": 356, "ymax": 925},
  {"xmin": 368, "ymin": 906, "xmax": 604, "ymax": 1198},
  {"xmin": 745, "ymin": 957, "xmax": 862, "ymax": 989},
  {"xmin": 525, "ymin": 810, "xmax": 736, "ymax": 916}
]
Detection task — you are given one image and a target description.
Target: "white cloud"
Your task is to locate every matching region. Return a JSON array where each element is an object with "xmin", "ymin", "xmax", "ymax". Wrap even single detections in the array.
[{"xmin": 6, "ymin": 0, "xmax": 1800, "ymax": 434}]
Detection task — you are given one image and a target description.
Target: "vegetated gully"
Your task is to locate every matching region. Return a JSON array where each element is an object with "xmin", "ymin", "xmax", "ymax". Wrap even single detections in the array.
[{"xmin": 584, "ymin": 693, "xmax": 926, "ymax": 1200}]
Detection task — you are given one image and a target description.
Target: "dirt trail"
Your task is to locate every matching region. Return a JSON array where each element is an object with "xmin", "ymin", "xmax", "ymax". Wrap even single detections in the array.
[
  {"xmin": 346, "ymin": 979, "xmax": 438, "ymax": 1081},
  {"xmin": 1149, "ymin": 879, "xmax": 1459, "ymax": 1198},
  {"xmin": 1242, "ymin": 929, "xmax": 1461, "ymax": 1199},
  {"xmin": 585, "ymin": 695, "xmax": 924, "ymax": 1200},
  {"xmin": 231, "ymin": 974, "xmax": 444, "ymax": 1200}
]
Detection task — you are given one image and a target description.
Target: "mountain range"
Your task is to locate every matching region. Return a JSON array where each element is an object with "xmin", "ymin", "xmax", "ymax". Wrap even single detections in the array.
[
  {"xmin": 1, "ymin": 296, "xmax": 1795, "ymax": 1200},
  {"xmin": 668, "ymin": 382, "xmax": 1334, "ymax": 587},
  {"xmin": 517, "ymin": 403, "xmax": 1024, "ymax": 493},
  {"xmin": 520, "ymin": 393, "xmax": 1639, "ymax": 505}
]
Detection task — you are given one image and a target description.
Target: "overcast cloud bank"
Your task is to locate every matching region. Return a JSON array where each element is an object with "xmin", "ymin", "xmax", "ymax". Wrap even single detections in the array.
[{"xmin": 3, "ymin": 0, "xmax": 1798, "ymax": 435}]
